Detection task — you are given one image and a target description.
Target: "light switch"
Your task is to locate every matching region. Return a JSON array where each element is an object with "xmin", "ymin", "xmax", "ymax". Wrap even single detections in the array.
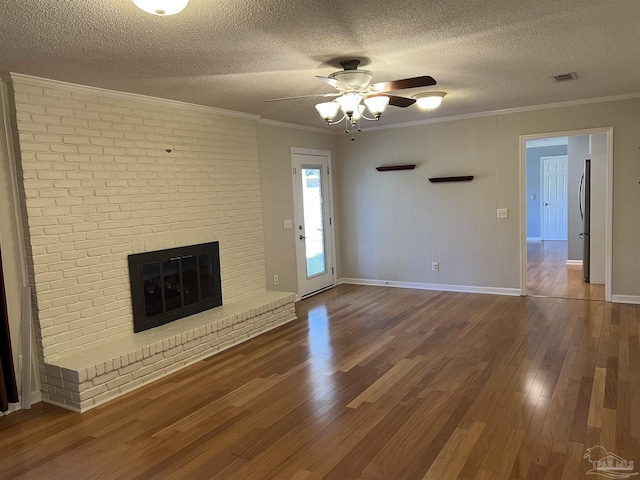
[
  {"xmin": 497, "ymin": 208, "xmax": 508, "ymax": 219},
  {"xmin": 283, "ymin": 219, "xmax": 292, "ymax": 229},
  {"xmin": 531, "ymin": 194, "xmax": 536, "ymax": 200}
]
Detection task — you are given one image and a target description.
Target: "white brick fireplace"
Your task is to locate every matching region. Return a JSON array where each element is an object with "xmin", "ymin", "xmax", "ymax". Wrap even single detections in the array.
[{"xmin": 5, "ymin": 74, "xmax": 296, "ymax": 412}]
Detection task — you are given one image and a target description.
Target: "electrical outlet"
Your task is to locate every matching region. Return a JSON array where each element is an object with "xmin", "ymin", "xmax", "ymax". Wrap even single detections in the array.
[
  {"xmin": 273, "ymin": 274, "xmax": 279, "ymax": 285},
  {"xmin": 497, "ymin": 208, "xmax": 508, "ymax": 219},
  {"xmin": 432, "ymin": 262, "xmax": 439, "ymax": 271},
  {"xmin": 283, "ymin": 219, "xmax": 292, "ymax": 229}
]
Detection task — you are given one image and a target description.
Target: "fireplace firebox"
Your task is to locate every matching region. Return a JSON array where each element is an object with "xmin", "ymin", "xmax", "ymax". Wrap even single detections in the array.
[{"xmin": 128, "ymin": 242, "xmax": 222, "ymax": 333}]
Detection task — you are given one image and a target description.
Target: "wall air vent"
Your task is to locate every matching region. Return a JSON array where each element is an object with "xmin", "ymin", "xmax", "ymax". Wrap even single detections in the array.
[{"xmin": 551, "ymin": 72, "xmax": 578, "ymax": 83}]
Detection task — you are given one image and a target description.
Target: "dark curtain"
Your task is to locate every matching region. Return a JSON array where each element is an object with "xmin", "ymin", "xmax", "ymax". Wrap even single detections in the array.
[{"xmin": 0, "ymin": 247, "xmax": 19, "ymax": 412}]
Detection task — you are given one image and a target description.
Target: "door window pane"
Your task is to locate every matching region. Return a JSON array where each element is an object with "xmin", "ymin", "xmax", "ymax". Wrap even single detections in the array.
[{"xmin": 302, "ymin": 167, "xmax": 327, "ymax": 278}]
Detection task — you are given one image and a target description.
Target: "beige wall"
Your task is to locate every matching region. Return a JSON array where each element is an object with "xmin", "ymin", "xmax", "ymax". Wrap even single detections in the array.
[
  {"xmin": 256, "ymin": 122, "xmax": 336, "ymax": 294},
  {"xmin": 589, "ymin": 133, "xmax": 607, "ymax": 285},
  {"xmin": 335, "ymin": 98, "xmax": 640, "ymax": 298},
  {"xmin": 0, "ymin": 85, "xmax": 24, "ymax": 396}
]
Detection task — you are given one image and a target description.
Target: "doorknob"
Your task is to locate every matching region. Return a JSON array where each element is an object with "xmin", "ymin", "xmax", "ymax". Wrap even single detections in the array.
[
  {"xmin": 544, "ymin": 203, "xmax": 550, "ymax": 206},
  {"xmin": 299, "ymin": 235, "xmax": 306, "ymax": 240}
]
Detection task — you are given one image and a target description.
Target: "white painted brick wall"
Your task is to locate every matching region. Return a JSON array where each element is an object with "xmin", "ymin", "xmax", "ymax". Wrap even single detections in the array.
[{"xmin": 11, "ymin": 78, "xmax": 268, "ymax": 361}]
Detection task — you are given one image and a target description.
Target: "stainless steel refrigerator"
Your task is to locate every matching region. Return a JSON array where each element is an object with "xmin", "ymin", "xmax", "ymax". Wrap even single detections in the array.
[{"xmin": 579, "ymin": 159, "xmax": 591, "ymax": 283}]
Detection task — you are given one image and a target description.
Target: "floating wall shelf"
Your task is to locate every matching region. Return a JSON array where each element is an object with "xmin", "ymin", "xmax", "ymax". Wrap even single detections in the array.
[
  {"xmin": 429, "ymin": 176, "xmax": 474, "ymax": 183},
  {"xmin": 375, "ymin": 164, "xmax": 416, "ymax": 172}
]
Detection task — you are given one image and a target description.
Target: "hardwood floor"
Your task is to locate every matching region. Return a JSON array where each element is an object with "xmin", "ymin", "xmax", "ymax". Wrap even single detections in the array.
[
  {"xmin": 1, "ymin": 284, "xmax": 638, "ymax": 479},
  {"xmin": 527, "ymin": 240, "xmax": 605, "ymax": 301}
]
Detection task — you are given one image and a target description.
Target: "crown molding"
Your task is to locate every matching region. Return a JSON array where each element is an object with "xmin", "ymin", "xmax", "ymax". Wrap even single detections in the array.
[
  {"xmin": 257, "ymin": 117, "xmax": 332, "ymax": 135},
  {"xmin": 357, "ymin": 92, "xmax": 640, "ymax": 133},
  {"xmin": 3, "ymin": 72, "xmax": 261, "ymax": 121},
  {"xmin": 4, "ymin": 72, "xmax": 639, "ymax": 134}
]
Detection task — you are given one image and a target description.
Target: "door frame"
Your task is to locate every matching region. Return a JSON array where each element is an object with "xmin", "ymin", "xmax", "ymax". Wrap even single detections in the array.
[
  {"xmin": 540, "ymin": 155, "xmax": 568, "ymax": 241},
  {"xmin": 290, "ymin": 147, "xmax": 337, "ymax": 299},
  {"xmin": 519, "ymin": 127, "xmax": 613, "ymax": 301}
]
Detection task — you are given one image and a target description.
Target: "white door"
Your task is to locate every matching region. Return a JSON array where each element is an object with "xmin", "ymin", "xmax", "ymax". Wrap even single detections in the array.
[
  {"xmin": 542, "ymin": 156, "xmax": 568, "ymax": 240},
  {"xmin": 292, "ymin": 149, "xmax": 335, "ymax": 297}
]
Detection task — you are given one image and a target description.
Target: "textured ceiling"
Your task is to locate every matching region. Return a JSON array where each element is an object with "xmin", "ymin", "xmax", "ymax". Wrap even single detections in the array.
[{"xmin": 1, "ymin": 0, "xmax": 639, "ymax": 129}]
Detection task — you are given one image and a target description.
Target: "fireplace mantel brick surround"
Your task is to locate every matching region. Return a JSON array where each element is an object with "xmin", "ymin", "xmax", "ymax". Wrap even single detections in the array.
[
  {"xmin": 45, "ymin": 291, "xmax": 295, "ymax": 412},
  {"xmin": 8, "ymin": 75, "xmax": 297, "ymax": 412}
]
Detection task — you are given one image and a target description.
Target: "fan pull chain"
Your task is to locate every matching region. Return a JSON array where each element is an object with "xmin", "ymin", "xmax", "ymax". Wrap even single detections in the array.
[{"xmin": 343, "ymin": 114, "xmax": 362, "ymax": 140}]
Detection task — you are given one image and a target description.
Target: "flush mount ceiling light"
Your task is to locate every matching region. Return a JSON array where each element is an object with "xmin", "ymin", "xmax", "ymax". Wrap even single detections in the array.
[
  {"xmin": 413, "ymin": 92, "xmax": 446, "ymax": 110},
  {"xmin": 266, "ymin": 59, "xmax": 440, "ymax": 140},
  {"xmin": 132, "ymin": 0, "xmax": 189, "ymax": 16}
]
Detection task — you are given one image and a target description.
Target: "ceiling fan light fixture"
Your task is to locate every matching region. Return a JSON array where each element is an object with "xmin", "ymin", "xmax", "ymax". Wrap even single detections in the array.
[
  {"xmin": 329, "ymin": 70, "xmax": 374, "ymax": 89},
  {"xmin": 315, "ymin": 102, "xmax": 341, "ymax": 123},
  {"xmin": 351, "ymin": 105, "xmax": 366, "ymax": 121},
  {"xmin": 132, "ymin": 0, "xmax": 189, "ymax": 16},
  {"xmin": 363, "ymin": 95, "xmax": 390, "ymax": 118},
  {"xmin": 413, "ymin": 91, "xmax": 446, "ymax": 110},
  {"xmin": 267, "ymin": 62, "xmax": 439, "ymax": 139},
  {"xmin": 335, "ymin": 93, "xmax": 363, "ymax": 117}
]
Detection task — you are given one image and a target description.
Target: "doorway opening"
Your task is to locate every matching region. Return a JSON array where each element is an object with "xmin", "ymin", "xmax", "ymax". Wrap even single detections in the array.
[{"xmin": 520, "ymin": 128, "xmax": 612, "ymax": 301}]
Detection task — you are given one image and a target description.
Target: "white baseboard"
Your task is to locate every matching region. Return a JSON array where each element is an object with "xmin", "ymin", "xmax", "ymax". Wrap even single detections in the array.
[
  {"xmin": 527, "ymin": 237, "xmax": 542, "ymax": 241},
  {"xmin": 42, "ymin": 396, "xmax": 81, "ymax": 413},
  {"xmin": 339, "ymin": 278, "xmax": 521, "ymax": 297},
  {"xmin": 566, "ymin": 260, "xmax": 583, "ymax": 266},
  {"xmin": 31, "ymin": 390, "xmax": 42, "ymax": 405},
  {"xmin": 1, "ymin": 403, "xmax": 21, "ymax": 416},
  {"xmin": 1, "ymin": 390, "xmax": 42, "ymax": 415},
  {"xmin": 611, "ymin": 295, "xmax": 640, "ymax": 305}
]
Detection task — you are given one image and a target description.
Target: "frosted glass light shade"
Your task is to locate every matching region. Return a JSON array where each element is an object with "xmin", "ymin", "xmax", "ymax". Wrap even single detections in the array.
[
  {"xmin": 315, "ymin": 102, "xmax": 341, "ymax": 122},
  {"xmin": 364, "ymin": 95, "xmax": 390, "ymax": 117},
  {"xmin": 132, "ymin": 0, "xmax": 189, "ymax": 16},
  {"xmin": 414, "ymin": 92, "xmax": 446, "ymax": 110},
  {"xmin": 335, "ymin": 93, "xmax": 363, "ymax": 116}
]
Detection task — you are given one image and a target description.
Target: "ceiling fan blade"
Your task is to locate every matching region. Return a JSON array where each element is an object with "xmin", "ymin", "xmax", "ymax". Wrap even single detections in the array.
[
  {"xmin": 265, "ymin": 92, "xmax": 341, "ymax": 102},
  {"xmin": 315, "ymin": 75, "xmax": 353, "ymax": 91},
  {"xmin": 386, "ymin": 95, "xmax": 416, "ymax": 108},
  {"xmin": 370, "ymin": 75, "xmax": 437, "ymax": 92}
]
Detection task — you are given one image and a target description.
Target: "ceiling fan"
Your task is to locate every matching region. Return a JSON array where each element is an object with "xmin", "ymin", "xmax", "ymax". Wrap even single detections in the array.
[{"xmin": 265, "ymin": 59, "xmax": 441, "ymax": 137}]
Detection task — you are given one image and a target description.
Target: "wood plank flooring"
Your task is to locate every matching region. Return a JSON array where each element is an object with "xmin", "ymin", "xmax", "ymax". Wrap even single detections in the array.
[
  {"xmin": 527, "ymin": 240, "xmax": 605, "ymax": 301},
  {"xmin": 1, "ymin": 284, "xmax": 638, "ymax": 479}
]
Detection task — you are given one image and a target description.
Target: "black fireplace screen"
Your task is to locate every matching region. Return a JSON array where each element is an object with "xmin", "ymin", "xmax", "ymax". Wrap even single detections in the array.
[{"xmin": 128, "ymin": 242, "xmax": 222, "ymax": 333}]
